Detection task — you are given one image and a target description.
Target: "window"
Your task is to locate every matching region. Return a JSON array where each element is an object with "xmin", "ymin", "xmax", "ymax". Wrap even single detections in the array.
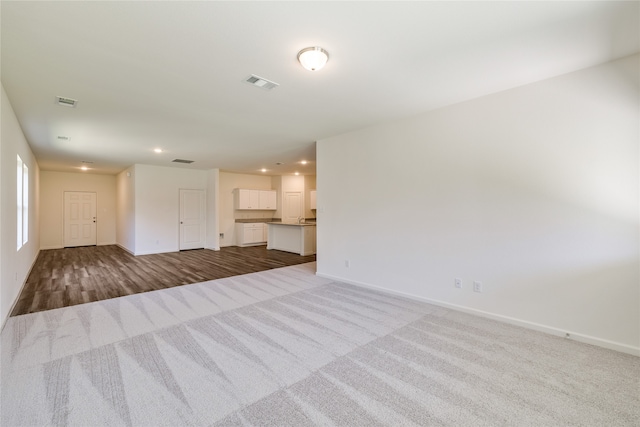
[
  {"xmin": 17, "ymin": 155, "xmax": 28, "ymax": 249},
  {"xmin": 23, "ymin": 162, "xmax": 29, "ymax": 244}
]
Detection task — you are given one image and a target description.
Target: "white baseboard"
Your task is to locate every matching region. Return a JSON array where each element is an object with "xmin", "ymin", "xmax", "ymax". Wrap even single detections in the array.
[
  {"xmin": 118, "ymin": 244, "xmax": 221, "ymax": 255},
  {"xmin": 1, "ymin": 248, "xmax": 41, "ymax": 332},
  {"xmin": 41, "ymin": 242, "xmax": 117, "ymax": 250},
  {"xmin": 133, "ymin": 249, "xmax": 177, "ymax": 256},
  {"xmin": 114, "ymin": 243, "xmax": 178, "ymax": 256},
  {"xmin": 316, "ymin": 272, "xmax": 640, "ymax": 357},
  {"xmin": 40, "ymin": 245, "xmax": 63, "ymax": 250},
  {"xmin": 116, "ymin": 244, "xmax": 134, "ymax": 255}
]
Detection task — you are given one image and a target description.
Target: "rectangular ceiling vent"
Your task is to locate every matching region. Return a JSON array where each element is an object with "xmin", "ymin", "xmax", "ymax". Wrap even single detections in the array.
[
  {"xmin": 172, "ymin": 159, "xmax": 194, "ymax": 164},
  {"xmin": 56, "ymin": 96, "xmax": 78, "ymax": 107},
  {"xmin": 243, "ymin": 74, "xmax": 279, "ymax": 91}
]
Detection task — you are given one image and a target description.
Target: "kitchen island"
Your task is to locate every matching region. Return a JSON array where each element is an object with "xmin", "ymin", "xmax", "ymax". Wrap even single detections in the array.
[{"xmin": 266, "ymin": 222, "xmax": 316, "ymax": 256}]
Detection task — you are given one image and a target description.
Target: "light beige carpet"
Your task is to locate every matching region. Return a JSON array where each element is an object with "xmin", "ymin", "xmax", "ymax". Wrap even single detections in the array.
[{"xmin": 1, "ymin": 262, "xmax": 638, "ymax": 426}]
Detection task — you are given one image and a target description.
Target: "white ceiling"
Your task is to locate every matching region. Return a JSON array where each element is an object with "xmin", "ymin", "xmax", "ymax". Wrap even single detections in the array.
[{"xmin": 2, "ymin": 1, "xmax": 638, "ymax": 176}]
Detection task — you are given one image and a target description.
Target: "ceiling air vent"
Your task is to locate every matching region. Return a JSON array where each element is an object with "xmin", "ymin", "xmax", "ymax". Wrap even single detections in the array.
[
  {"xmin": 172, "ymin": 159, "xmax": 194, "ymax": 164},
  {"xmin": 243, "ymin": 74, "xmax": 279, "ymax": 91},
  {"xmin": 56, "ymin": 96, "xmax": 78, "ymax": 107}
]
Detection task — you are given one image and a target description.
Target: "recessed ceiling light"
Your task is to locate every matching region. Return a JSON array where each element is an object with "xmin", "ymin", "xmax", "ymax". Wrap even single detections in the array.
[
  {"xmin": 80, "ymin": 166, "xmax": 88, "ymax": 171},
  {"xmin": 300, "ymin": 160, "xmax": 308, "ymax": 165},
  {"xmin": 295, "ymin": 172, "xmax": 300, "ymax": 176},
  {"xmin": 260, "ymin": 168, "xmax": 267, "ymax": 173},
  {"xmin": 154, "ymin": 148, "xmax": 163, "ymax": 153}
]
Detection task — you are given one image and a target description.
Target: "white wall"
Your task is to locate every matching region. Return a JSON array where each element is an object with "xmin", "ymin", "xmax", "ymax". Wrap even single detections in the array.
[
  {"xmin": 133, "ymin": 164, "xmax": 208, "ymax": 255},
  {"xmin": 39, "ymin": 171, "xmax": 116, "ymax": 249},
  {"xmin": 219, "ymin": 172, "xmax": 273, "ymax": 247},
  {"xmin": 206, "ymin": 168, "xmax": 220, "ymax": 250},
  {"xmin": 281, "ymin": 175, "xmax": 304, "ymax": 192},
  {"xmin": 316, "ymin": 54, "xmax": 639, "ymax": 355},
  {"xmin": 1, "ymin": 85, "xmax": 40, "ymax": 326},
  {"xmin": 116, "ymin": 166, "xmax": 135, "ymax": 253}
]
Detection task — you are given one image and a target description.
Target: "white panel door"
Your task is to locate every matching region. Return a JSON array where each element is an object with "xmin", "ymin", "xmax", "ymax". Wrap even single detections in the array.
[
  {"xmin": 180, "ymin": 189, "xmax": 206, "ymax": 250},
  {"xmin": 64, "ymin": 192, "xmax": 97, "ymax": 247},
  {"xmin": 283, "ymin": 191, "xmax": 303, "ymax": 223}
]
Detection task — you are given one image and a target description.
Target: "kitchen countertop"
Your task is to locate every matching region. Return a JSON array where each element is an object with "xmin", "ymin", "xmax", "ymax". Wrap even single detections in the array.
[
  {"xmin": 235, "ymin": 218, "xmax": 316, "ymax": 224},
  {"xmin": 266, "ymin": 221, "xmax": 316, "ymax": 227}
]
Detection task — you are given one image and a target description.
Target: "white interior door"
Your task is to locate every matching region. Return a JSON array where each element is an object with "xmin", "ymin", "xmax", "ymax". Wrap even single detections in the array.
[
  {"xmin": 64, "ymin": 191, "xmax": 97, "ymax": 247},
  {"xmin": 180, "ymin": 189, "xmax": 206, "ymax": 250},
  {"xmin": 283, "ymin": 191, "xmax": 303, "ymax": 223}
]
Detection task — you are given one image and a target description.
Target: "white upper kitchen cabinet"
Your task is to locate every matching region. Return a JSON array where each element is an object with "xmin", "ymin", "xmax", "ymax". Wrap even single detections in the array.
[
  {"xmin": 234, "ymin": 189, "xmax": 277, "ymax": 210},
  {"xmin": 235, "ymin": 189, "xmax": 259, "ymax": 209},
  {"xmin": 259, "ymin": 190, "xmax": 277, "ymax": 210}
]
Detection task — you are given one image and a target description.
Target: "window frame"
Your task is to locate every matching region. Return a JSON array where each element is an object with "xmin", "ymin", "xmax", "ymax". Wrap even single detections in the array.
[{"xmin": 17, "ymin": 155, "xmax": 28, "ymax": 250}]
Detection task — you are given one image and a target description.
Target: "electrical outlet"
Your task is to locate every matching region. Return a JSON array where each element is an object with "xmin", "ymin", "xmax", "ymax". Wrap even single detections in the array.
[
  {"xmin": 473, "ymin": 281, "xmax": 483, "ymax": 293},
  {"xmin": 454, "ymin": 278, "xmax": 462, "ymax": 288},
  {"xmin": 345, "ymin": 260, "xmax": 350, "ymax": 268}
]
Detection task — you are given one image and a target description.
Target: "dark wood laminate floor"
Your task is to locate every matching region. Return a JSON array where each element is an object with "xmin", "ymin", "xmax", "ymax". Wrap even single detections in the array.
[{"xmin": 11, "ymin": 245, "xmax": 316, "ymax": 316}]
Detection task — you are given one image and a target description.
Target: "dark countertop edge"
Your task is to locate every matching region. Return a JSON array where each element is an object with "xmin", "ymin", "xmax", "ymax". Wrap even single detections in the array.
[
  {"xmin": 266, "ymin": 222, "xmax": 316, "ymax": 226},
  {"xmin": 235, "ymin": 218, "xmax": 316, "ymax": 224}
]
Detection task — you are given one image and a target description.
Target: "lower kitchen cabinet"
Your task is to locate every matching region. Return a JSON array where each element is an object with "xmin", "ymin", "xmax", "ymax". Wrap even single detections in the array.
[{"xmin": 236, "ymin": 223, "xmax": 267, "ymax": 246}]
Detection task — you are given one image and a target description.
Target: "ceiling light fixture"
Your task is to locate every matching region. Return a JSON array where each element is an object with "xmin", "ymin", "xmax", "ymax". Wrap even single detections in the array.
[
  {"xmin": 300, "ymin": 160, "xmax": 308, "ymax": 165},
  {"xmin": 80, "ymin": 166, "xmax": 88, "ymax": 171},
  {"xmin": 297, "ymin": 47, "xmax": 329, "ymax": 71},
  {"xmin": 261, "ymin": 168, "xmax": 267, "ymax": 173},
  {"xmin": 295, "ymin": 172, "xmax": 300, "ymax": 176},
  {"xmin": 154, "ymin": 148, "xmax": 163, "ymax": 153}
]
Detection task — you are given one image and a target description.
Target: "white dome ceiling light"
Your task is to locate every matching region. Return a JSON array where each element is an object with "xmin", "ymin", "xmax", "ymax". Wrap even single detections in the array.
[{"xmin": 297, "ymin": 47, "xmax": 329, "ymax": 71}]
